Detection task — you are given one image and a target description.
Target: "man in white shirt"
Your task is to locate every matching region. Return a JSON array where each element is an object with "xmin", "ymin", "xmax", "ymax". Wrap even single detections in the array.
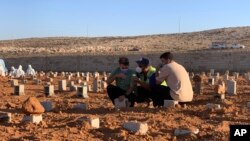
[{"xmin": 153, "ymin": 52, "xmax": 193, "ymax": 107}]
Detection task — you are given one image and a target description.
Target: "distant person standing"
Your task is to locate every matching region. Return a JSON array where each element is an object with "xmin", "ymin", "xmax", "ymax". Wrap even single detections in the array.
[
  {"xmin": 0, "ymin": 59, "xmax": 8, "ymax": 76},
  {"xmin": 152, "ymin": 52, "xmax": 193, "ymax": 107},
  {"xmin": 106, "ymin": 57, "xmax": 137, "ymax": 107}
]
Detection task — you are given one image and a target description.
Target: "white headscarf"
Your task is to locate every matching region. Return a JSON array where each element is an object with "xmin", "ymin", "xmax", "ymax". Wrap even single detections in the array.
[
  {"xmin": 9, "ymin": 66, "xmax": 17, "ymax": 77},
  {"xmin": 16, "ymin": 65, "xmax": 25, "ymax": 78},
  {"xmin": 26, "ymin": 64, "xmax": 36, "ymax": 76},
  {"xmin": 0, "ymin": 59, "xmax": 7, "ymax": 76}
]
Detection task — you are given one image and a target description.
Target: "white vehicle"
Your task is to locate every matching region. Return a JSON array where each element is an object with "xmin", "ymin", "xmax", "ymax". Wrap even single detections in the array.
[
  {"xmin": 229, "ymin": 44, "xmax": 245, "ymax": 49},
  {"xmin": 210, "ymin": 42, "xmax": 226, "ymax": 49},
  {"xmin": 210, "ymin": 42, "xmax": 245, "ymax": 49}
]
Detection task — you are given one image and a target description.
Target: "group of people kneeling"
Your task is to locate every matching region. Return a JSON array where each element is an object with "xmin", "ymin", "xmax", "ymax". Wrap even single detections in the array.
[{"xmin": 106, "ymin": 52, "xmax": 194, "ymax": 108}]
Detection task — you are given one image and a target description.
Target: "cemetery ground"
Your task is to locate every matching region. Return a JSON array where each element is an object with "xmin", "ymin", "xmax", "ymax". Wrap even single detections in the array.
[{"xmin": 0, "ymin": 73, "xmax": 249, "ymax": 141}]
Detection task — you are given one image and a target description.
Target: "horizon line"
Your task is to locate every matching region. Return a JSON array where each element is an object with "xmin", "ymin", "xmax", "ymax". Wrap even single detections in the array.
[{"xmin": 1, "ymin": 25, "xmax": 249, "ymax": 41}]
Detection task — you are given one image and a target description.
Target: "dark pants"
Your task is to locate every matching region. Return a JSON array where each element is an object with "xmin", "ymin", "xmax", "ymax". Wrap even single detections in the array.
[
  {"xmin": 107, "ymin": 85, "xmax": 137, "ymax": 107},
  {"xmin": 151, "ymin": 85, "xmax": 173, "ymax": 107},
  {"xmin": 136, "ymin": 86, "xmax": 152, "ymax": 103}
]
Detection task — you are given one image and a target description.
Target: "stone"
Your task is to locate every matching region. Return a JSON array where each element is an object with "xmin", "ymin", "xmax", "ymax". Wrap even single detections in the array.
[
  {"xmin": 93, "ymin": 79, "xmax": 102, "ymax": 93},
  {"xmin": 73, "ymin": 103, "xmax": 88, "ymax": 110},
  {"xmin": 164, "ymin": 100, "xmax": 178, "ymax": 108},
  {"xmin": 208, "ymin": 78, "xmax": 215, "ymax": 85},
  {"xmin": 44, "ymin": 81, "xmax": 50, "ymax": 85},
  {"xmin": 102, "ymin": 71, "xmax": 107, "ymax": 76},
  {"xmin": 215, "ymin": 72, "xmax": 220, "ymax": 77},
  {"xmin": 82, "ymin": 81, "xmax": 87, "ymax": 85},
  {"xmin": 22, "ymin": 97, "xmax": 45, "ymax": 114},
  {"xmin": 52, "ymin": 73, "xmax": 57, "ymax": 78},
  {"xmin": 78, "ymin": 117, "xmax": 99, "ymax": 129},
  {"xmin": 101, "ymin": 81, "xmax": 107, "ymax": 90},
  {"xmin": 76, "ymin": 79, "xmax": 82, "ymax": 84},
  {"xmin": 227, "ymin": 80, "xmax": 237, "ymax": 95},
  {"xmin": 58, "ymin": 80, "xmax": 67, "ymax": 91},
  {"xmin": 88, "ymin": 85, "xmax": 92, "ymax": 92},
  {"xmin": 214, "ymin": 76, "xmax": 220, "ymax": 83},
  {"xmin": 0, "ymin": 112, "xmax": 12, "ymax": 122},
  {"xmin": 77, "ymin": 86, "xmax": 88, "ymax": 98},
  {"xmin": 107, "ymin": 73, "xmax": 111, "ymax": 77},
  {"xmin": 206, "ymin": 103, "xmax": 221, "ymax": 110},
  {"xmin": 214, "ymin": 94, "xmax": 225, "ymax": 100},
  {"xmin": 14, "ymin": 85, "xmax": 25, "ymax": 95},
  {"xmin": 81, "ymin": 73, "xmax": 85, "ymax": 77},
  {"xmin": 207, "ymin": 72, "xmax": 212, "ymax": 78},
  {"xmin": 123, "ymin": 121, "xmax": 148, "ymax": 135},
  {"xmin": 114, "ymin": 98, "xmax": 129, "ymax": 109},
  {"xmin": 206, "ymin": 103, "xmax": 214, "ymax": 109},
  {"xmin": 36, "ymin": 79, "xmax": 41, "ymax": 84},
  {"xmin": 214, "ymin": 104, "xmax": 221, "ymax": 109},
  {"xmin": 11, "ymin": 79, "xmax": 18, "ymax": 87},
  {"xmin": 68, "ymin": 81, "xmax": 74, "ymax": 87},
  {"xmin": 174, "ymin": 128, "xmax": 199, "ymax": 136},
  {"xmin": 61, "ymin": 72, "xmax": 65, "ymax": 77},
  {"xmin": 224, "ymin": 74, "xmax": 229, "ymax": 81},
  {"xmin": 44, "ymin": 85, "xmax": 54, "ymax": 96},
  {"xmin": 201, "ymin": 72, "xmax": 206, "ymax": 77},
  {"xmin": 233, "ymin": 72, "xmax": 239, "ymax": 80},
  {"xmin": 22, "ymin": 79, "xmax": 27, "ymax": 84},
  {"xmin": 41, "ymin": 101, "xmax": 53, "ymax": 112},
  {"xmin": 76, "ymin": 72, "xmax": 80, "ymax": 78},
  {"xmin": 210, "ymin": 69, "xmax": 215, "ymax": 76},
  {"xmin": 67, "ymin": 75, "xmax": 71, "ymax": 80},
  {"xmin": 85, "ymin": 76, "xmax": 89, "ymax": 82},
  {"xmin": 39, "ymin": 73, "xmax": 44, "ymax": 77},
  {"xmin": 94, "ymin": 72, "xmax": 99, "ymax": 78},
  {"xmin": 103, "ymin": 76, "xmax": 108, "ymax": 81},
  {"xmin": 22, "ymin": 114, "xmax": 43, "ymax": 124},
  {"xmin": 247, "ymin": 102, "xmax": 250, "ymax": 109},
  {"xmin": 49, "ymin": 78, "xmax": 53, "ymax": 83}
]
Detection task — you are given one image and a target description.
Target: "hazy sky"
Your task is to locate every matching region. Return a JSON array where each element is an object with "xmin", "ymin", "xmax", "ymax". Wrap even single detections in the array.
[{"xmin": 0, "ymin": 0, "xmax": 249, "ymax": 40}]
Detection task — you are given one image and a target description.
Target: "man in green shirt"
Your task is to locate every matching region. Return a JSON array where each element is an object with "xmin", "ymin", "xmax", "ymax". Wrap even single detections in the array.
[{"xmin": 106, "ymin": 57, "xmax": 137, "ymax": 107}]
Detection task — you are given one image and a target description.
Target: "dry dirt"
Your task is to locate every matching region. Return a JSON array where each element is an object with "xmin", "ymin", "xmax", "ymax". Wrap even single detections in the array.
[
  {"xmin": 1, "ymin": 26, "xmax": 250, "ymax": 58},
  {"xmin": 0, "ymin": 74, "xmax": 249, "ymax": 141}
]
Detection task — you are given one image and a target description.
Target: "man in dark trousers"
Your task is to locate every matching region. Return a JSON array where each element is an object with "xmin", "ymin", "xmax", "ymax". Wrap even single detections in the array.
[
  {"xmin": 152, "ymin": 52, "xmax": 193, "ymax": 107},
  {"xmin": 133, "ymin": 57, "xmax": 167, "ymax": 106},
  {"xmin": 106, "ymin": 57, "xmax": 137, "ymax": 107}
]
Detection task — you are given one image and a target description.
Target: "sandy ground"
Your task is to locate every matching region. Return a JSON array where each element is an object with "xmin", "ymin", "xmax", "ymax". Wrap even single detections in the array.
[{"xmin": 0, "ymin": 74, "xmax": 249, "ymax": 141}]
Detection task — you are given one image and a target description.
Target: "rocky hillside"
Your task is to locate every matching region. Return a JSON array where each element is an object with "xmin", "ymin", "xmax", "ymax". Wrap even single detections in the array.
[{"xmin": 0, "ymin": 26, "xmax": 250, "ymax": 57}]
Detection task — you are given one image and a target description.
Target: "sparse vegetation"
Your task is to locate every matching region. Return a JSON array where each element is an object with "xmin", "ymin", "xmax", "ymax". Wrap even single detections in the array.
[{"xmin": 0, "ymin": 27, "xmax": 250, "ymax": 57}]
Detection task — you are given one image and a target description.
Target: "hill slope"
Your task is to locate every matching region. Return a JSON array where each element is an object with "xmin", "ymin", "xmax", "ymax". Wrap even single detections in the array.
[{"xmin": 0, "ymin": 26, "xmax": 250, "ymax": 57}]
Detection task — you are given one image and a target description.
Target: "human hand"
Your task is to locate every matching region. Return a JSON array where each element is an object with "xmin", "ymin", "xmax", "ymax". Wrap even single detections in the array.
[{"xmin": 133, "ymin": 77, "xmax": 140, "ymax": 83}]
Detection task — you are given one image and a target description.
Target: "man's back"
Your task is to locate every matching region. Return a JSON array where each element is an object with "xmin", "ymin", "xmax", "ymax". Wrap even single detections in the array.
[{"xmin": 160, "ymin": 62, "xmax": 193, "ymax": 102}]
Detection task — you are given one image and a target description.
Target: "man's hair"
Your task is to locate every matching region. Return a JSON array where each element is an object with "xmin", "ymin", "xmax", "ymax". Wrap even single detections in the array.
[
  {"xmin": 118, "ymin": 57, "xmax": 129, "ymax": 66},
  {"xmin": 160, "ymin": 52, "xmax": 173, "ymax": 60}
]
